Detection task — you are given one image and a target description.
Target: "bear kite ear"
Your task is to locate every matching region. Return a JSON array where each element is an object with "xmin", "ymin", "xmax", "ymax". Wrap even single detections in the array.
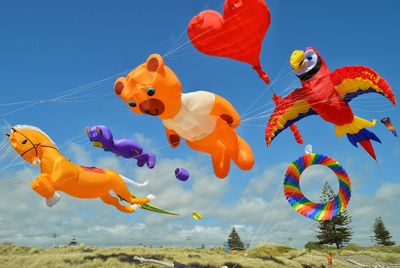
[
  {"xmin": 146, "ymin": 54, "xmax": 164, "ymax": 72},
  {"xmin": 114, "ymin": 77, "xmax": 126, "ymax": 95},
  {"xmin": 85, "ymin": 128, "xmax": 90, "ymax": 135},
  {"xmin": 96, "ymin": 127, "xmax": 102, "ymax": 134}
]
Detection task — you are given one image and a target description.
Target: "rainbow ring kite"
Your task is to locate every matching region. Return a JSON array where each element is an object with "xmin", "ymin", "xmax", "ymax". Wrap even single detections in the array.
[{"xmin": 283, "ymin": 153, "xmax": 351, "ymax": 221}]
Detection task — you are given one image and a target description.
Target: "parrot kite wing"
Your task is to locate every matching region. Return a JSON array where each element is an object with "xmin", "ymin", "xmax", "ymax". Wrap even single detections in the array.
[
  {"xmin": 266, "ymin": 89, "xmax": 317, "ymax": 146},
  {"xmin": 331, "ymin": 66, "xmax": 396, "ymax": 105}
]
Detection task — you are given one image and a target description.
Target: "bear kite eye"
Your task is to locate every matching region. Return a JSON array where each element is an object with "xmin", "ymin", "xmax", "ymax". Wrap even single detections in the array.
[
  {"xmin": 22, "ymin": 139, "xmax": 27, "ymax": 144},
  {"xmin": 128, "ymin": 100, "xmax": 137, "ymax": 107},
  {"xmin": 146, "ymin": 88, "xmax": 156, "ymax": 96}
]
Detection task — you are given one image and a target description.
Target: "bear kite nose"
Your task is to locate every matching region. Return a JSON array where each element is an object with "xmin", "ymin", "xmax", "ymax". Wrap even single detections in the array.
[{"xmin": 139, "ymin": 99, "xmax": 165, "ymax": 116}]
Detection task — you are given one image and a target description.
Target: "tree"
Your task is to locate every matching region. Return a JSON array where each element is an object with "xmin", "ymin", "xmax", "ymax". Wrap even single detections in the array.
[
  {"xmin": 315, "ymin": 182, "xmax": 353, "ymax": 249},
  {"xmin": 228, "ymin": 227, "xmax": 244, "ymax": 250},
  {"xmin": 372, "ymin": 217, "xmax": 395, "ymax": 246}
]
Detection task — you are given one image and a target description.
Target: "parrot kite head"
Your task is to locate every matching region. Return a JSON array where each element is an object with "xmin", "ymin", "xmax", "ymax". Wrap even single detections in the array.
[{"xmin": 290, "ymin": 47, "xmax": 326, "ymax": 81}]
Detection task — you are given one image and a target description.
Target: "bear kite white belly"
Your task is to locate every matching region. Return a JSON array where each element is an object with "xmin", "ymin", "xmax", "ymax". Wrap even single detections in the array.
[{"xmin": 162, "ymin": 91, "xmax": 217, "ymax": 142}]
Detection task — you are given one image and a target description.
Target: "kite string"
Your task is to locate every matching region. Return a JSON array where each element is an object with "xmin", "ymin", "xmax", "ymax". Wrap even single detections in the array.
[
  {"xmin": 164, "ymin": 7, "xmax": 250, "ymax": 58},
  {"xmin": 240, "ymin": 61, "xmax": 292, "ymax": 119},
  {"xmin": 1, "ymin": 85, "xmax": 387, "ymax": 178},
  {"xmin": 246, "ymin": 182, "xmax": 284, "ymax": 255},
  {"xmin": 163, "ymin": 0, "xmax": 226, "ymax": 57},
  {"xmin": 253, "ymin": 176, "xmax": 323, "ymax": 247},
  {"xmin": 246, "ymin": 171, "xmax": 323, "ymax": 253},
  {"xmin": 0, "ymin": 70, "xmax": 128, "ymax": 120}
]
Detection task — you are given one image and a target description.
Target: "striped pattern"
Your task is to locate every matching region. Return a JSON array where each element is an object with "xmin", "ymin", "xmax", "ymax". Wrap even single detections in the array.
[
  {"xmin": 381, "ymin": 117, "xmax": 398, "ymax": 137},
  {"xmin": 266, "ymin": 89, "xmax": 316, "ymax": 146},
  {"xmin": 283, "ymin": 153, "xmax": 351, "ymax": 221},
  {"xmin": 332, "ymin": 66, "xmax": 396, "ymax": 105}
]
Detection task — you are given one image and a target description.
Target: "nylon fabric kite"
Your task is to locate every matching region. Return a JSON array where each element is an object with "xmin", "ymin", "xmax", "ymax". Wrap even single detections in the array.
[
  {"xmin": 283, "ymin": 153, "xmax": 351, "ymax": 221},
  {"xmin": 7, "ymin": 125, "xmax": 176, "ymax": 215},
  {"xmin": 86, "ymin": 125, "xmax": 156, "ymax": 169},
  {"xmin": 266, "ymin": 47, "xmax": 396, "ymax": 160},
  {"xmin": 114, "ymin": 54, "xmax": 254, "ymax": 179},
  {"xmin": 381, "ymin": 117, "xmax": 397, "ymax": 137}
]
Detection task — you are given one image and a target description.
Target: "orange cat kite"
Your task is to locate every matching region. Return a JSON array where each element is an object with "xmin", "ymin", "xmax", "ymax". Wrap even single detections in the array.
[{"xmin": 7, "ymin": 125, "xmax": 176, "ymax": 215}]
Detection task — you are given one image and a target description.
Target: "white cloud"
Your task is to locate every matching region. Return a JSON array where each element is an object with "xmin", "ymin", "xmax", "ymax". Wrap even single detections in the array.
[
  {"xmin": 375, "ymin": 183, "xmax": 400, "ymax": 201},
  {"xmin": 245, "ymin": 163, "xmax": 287, "ymax": 196},
  {"xmin": 96, "ymin": 156, "xmax": 123, "ymax": 171},
  {"xmin": 67, "ymin": 142, "xmax": 92, "ymax": 166},
  {"xmin": 0, "ymin": 141, "xmax": 398, "ymax": 249},
  {"xmin": 132, "ymin": 132, "xmax": 152, "ymax": 148}
]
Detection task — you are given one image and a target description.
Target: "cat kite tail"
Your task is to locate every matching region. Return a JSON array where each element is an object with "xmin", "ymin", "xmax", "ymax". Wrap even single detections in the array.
[
  {"xmin": 85, "ymin": 125, "xmax": 156, "ymax": 169},
  {"xmin": 381, "ymin": 117, "xmax": 397, "ymax": 137},
  {"xmin": 114, "ymin": 54, "xmax": 254, "ymax": 179},
  {"xmin": 7, "ymin": 125, "xmax": 176, "ymax": 215},
  {"xmin": 187, "ymin": 0, "xmax": 303, "ymax": 145},
  {"xmin": 265, "ymin": 47, "xmax": 396, "ymax": 160}
]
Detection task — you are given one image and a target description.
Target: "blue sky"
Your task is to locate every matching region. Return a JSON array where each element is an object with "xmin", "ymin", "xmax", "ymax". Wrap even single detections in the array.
[{"xmin": 0, "ymin": 0, "xmax": 399, "ymax": 248}]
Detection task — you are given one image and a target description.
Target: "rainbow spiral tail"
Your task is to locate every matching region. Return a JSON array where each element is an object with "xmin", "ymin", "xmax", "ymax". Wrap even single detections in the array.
[{"xmin": 347, "ymin": 128, "xmax": 381, "ymax": 160}]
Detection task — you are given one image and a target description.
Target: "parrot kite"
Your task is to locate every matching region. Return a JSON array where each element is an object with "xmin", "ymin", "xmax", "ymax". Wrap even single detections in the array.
[{"xmin": 265, "ymin": 47, "xmax": 396, "ymax": 160}]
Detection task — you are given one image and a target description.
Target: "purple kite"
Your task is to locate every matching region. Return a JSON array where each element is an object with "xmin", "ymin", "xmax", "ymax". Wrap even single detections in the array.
[
  {"xmin": 85, "ymin": 125, "xmax": 156, "ymax": 169},
  {"xmin": 175, "ymin": 168, "xmax": 189, "ymax": 181}
]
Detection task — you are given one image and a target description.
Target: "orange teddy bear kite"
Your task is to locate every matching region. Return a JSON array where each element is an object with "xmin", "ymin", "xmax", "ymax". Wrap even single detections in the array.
[{"xmin": 114, "ymin": 54, "xmax": 254, "ymax": 178}]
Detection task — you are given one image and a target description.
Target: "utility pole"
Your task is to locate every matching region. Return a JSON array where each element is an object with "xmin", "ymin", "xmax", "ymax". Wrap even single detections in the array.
[
  {"xmin": 51, "ymin": 233, "xmax": 59, "ymax": 248},
  {"xmin": 186, "ymin": 236, "xmax": 192, "ymax": 248},
  {"xmin": 288, "ymin": 237, "xmax": 293, "ymax": 248}
]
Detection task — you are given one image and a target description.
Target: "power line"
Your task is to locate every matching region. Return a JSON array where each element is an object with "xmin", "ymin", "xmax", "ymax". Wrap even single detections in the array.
[
  {"xmin": 186, "ymin": 236, "xmax": 192, "ymax": 248},
  {"xmin": 50, "ymin": 233, "xmax": 59, "ymax": 248}
]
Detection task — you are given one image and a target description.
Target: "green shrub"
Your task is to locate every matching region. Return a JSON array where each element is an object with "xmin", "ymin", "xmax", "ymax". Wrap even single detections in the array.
[{"xmin": 304, "ymin": 242, "xmax": 322, "ymax": 250}]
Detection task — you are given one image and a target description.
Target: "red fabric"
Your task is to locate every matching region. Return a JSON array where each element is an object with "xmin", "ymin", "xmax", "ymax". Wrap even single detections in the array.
[
  {"xmin": 188, "ymin": 0, "xmax": 270, "ymax": 83},
  {"xmin": 289, "ymin": 125, "xmax": 303, "ymax": 144},
  {"xmin": 359, "ymin": 140, "xmax": 377, "ymax": 160},
  {"xmin": 265, "ymin": 47, "xmax": 396, "ymax": 160},
  {"xmin": 330, "ymin": 66, "xmax": 396, "ymax": 105},
  {"xmin": 80, "ymin": 166, "xmax": 105, "ymax": 174},
  {"xmin": 271, "ymin": 93, "xmax": 304, "ymax": 144}
]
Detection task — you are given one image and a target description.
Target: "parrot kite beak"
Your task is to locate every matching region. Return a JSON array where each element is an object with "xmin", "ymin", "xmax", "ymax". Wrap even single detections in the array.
[{"xmin": 290, "ymin": 50, "xmax": 306, "ymax": 71}]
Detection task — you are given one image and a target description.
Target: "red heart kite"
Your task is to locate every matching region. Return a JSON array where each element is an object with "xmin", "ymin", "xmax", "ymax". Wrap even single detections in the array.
[{"xmin": 188, "ymin": 0, "xmax": 271, "ymax": 84}]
